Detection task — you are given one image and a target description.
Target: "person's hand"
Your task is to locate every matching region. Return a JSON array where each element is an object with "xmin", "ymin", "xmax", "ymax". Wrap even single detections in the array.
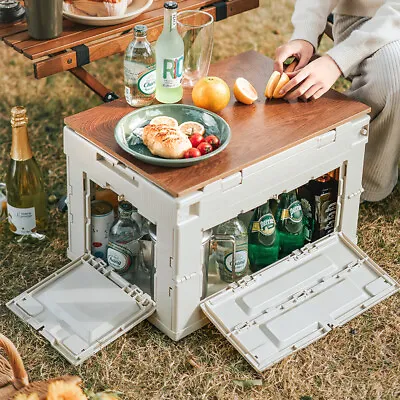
[
  {"xmin": 280, "ymin": 55, "xmax": 342, "ymax": 101},
  {"xmin": 274, "ymin": 39, "xmax": 314, "ymax": 73}
]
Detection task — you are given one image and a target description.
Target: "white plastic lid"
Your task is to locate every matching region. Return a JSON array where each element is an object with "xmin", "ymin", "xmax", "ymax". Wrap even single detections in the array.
[
  {"xmin": 201, "ymin": 233, "xmax": 399, "ymax": 373},
  {"xmin": 7, "ymin": 254, "xmax": 155, "ymax": 366}
]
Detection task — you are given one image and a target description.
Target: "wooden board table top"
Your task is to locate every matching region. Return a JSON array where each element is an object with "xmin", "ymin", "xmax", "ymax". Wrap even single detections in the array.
[
  {"xmin": 0, "ymin": 0, "xmax": 259, "ymax": 80},
  {"xmin": 64, "ymin": 50, "xmax": 371, "ymax": 198}
]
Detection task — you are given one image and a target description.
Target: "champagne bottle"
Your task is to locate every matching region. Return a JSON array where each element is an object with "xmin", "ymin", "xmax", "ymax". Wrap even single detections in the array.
[{"xmin": 6, "ymin": 106, "xmax": 47, "ymax": 235}]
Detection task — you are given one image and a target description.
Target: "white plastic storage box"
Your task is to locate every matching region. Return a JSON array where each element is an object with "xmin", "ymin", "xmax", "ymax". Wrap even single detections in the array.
[{"xmin": 7, "ymin": 52, "xmax": 400, "ymax": 370}]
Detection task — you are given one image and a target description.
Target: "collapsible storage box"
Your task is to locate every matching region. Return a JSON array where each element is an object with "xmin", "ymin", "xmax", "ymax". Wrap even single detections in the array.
[{"xmin": 7, "ymin": 52, "xmax": 399, "ymax": 370}]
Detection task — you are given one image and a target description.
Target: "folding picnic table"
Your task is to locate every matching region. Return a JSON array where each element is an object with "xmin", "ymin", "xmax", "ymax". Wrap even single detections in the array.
[{"xmin": 0, "ymin": 0, "xmax": 259, "ymax": 102}]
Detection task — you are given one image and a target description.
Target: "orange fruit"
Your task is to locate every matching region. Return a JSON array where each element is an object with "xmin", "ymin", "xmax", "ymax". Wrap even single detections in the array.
[
  {"xmin": 265, "ymin": 71, "xmax": 281, "ymax": 99},
  {"xmin": 265, "ymin": 71, "xmax": 291, "ymax": 99},
  {"xmin": 192, "ymin": 77, "xmax": 231, "ymax": 113},
  {"xmin": 233, "ymin": 77, "xmax": 258, "ymax": 105},
  {"xmin": 272, "ymin": 72, "xmax": 290, "ymax": 99}
]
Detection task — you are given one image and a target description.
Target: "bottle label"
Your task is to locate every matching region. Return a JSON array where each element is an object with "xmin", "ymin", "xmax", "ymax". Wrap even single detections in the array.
[
  {"xmin": 170, "ymin": 13, "xmax": 177, "ymax": 30},
  {"xmin": 224, "ymin": 250, "xmax": 248, "ymax": 273},
  {"xmin": 288, "ymin": 201, "xmax": 303, "ymax": 222},
  {"xmin": 125, "ymin": 86, "xmax": 132, "ymax": 104},
  {"xmin": 252, "ymin": 213, "xmax": 276, "ymax": 236},
  {"xmin": 7, "ymin": 204, "xmax": 36, "ymax": 235},
  {"xmin": 162, "ymin": 55, "xmax": 184, "ymax": 88},
  {"xmin": 138, "ymin": 69, "xmax": 156, "ymax": 95},
  {"xmin": 107, "ymin": 241, "xmax": 136, "ymax": 273}
]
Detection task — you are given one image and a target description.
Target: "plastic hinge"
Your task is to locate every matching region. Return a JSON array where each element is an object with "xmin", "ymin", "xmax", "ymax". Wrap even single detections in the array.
[
  {"xmin": 237, "ymin": 275, "xmax": 257, "ymax": 288},
  {"xmin": 347, "ymin": 187, "xmax": 364, "ymax": 199}
]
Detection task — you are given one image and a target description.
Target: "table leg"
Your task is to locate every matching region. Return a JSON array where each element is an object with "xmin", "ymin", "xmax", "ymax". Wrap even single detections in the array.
[{"xmin": 69, "ymin": 66, "xmax": 119, "ymax": 103}]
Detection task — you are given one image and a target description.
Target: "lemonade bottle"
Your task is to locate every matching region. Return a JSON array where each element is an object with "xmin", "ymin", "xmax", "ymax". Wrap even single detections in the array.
[{"xmin": 155, "ymin": 2, "xmax": 184, "ymax": 103}]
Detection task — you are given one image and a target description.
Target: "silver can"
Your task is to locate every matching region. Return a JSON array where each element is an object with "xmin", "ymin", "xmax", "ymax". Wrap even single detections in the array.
[{"xmin": 91, "ymin": 200, "xmax": 115, "ymax": 260}]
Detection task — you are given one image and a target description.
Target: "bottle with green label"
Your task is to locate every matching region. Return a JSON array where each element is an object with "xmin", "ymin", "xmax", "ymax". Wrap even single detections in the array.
[
  {"xmin": 214, "ymin": 217, "xmax": 249, "ymax": 283},
  {"xmin": 155, "ymin": 1, "xmax": 184, "ymax": 104},
  {"xmin": 276, "ymin": 190, "xmax": 305, "ymax": 257},
  {"xmin": 107, "ymin": 201, "xmax": 141, "ymax": 283},
  {"xmin": 124, "ymin": 25, "xmax": 156, "ymax": 107},
  {"xmin": 248, "ymin": 201, "xmax": 280, "ymax": 272}
]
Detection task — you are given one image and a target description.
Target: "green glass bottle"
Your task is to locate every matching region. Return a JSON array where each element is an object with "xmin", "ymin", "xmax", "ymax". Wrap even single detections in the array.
[
  {"xmin": 248, "ymin": 201, "xmax": 280, "ymax": 272},
  {"xmin": 276, "ymin": 190, "xmax": 305, "ymax": 257}
]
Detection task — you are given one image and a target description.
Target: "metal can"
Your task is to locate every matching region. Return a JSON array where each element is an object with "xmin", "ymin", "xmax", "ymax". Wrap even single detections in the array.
[{"xmin": 91, "ymin": 200, "xmax": 115, "ymax": 260}]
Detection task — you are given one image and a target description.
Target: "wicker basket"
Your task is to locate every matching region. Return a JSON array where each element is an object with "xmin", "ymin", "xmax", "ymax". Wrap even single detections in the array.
[{"xmin": 0, "ymin": 333, "xmax": 81, "ymax": 400}]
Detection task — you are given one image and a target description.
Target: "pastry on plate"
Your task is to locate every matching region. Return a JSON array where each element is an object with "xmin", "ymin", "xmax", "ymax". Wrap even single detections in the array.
[{"xmin": 63, "ymin": 0, "xmax": 133, "ymax": 17}]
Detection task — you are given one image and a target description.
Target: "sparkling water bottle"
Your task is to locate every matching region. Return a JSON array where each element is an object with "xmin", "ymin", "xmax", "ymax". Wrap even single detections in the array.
[
  {"xmin": 248, "ymin": 200, "xmax": 280, "ymax": 272},
  {"xmin": 214, "ymin": 217, "xmax": 249, "ymax": 283},
  {"xmin": 124, "ymin": 25, "xmax": 156, "ymax": 107},
  {"xmin": 107, "ymin": 201, "xmax": 141, "ymax": 283},
  {"xmin": 276, "ymin": 190, "xmax": 305, "ymax": 257}
]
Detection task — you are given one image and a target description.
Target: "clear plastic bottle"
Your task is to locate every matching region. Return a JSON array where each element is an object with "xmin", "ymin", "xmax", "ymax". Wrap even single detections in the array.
[
  {"xmin": 124, "ymin": 25, "xmax": 156, "ymax": 107},
  {"xmin": 214, "ymin": 217, "xmax": 249, "ymax": 283},
  {"xmin": 107, "ymin": 201, "xmax": 141, "ymax": 283}
]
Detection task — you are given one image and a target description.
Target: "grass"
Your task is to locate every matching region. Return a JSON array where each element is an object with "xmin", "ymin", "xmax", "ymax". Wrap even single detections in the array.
[{"xmin": 0, "ymin": 0, "xmax": 399, "ymax": 399}]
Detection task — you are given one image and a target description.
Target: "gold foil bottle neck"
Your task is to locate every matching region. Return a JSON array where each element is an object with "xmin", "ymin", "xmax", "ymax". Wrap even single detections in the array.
[
  {"xmin": 10, "ymin": 106, "xmax": 33, "ymax": 161},
  {"xmin": 11, "ymin": 106, "xmax": 28, "ymax": 128}
]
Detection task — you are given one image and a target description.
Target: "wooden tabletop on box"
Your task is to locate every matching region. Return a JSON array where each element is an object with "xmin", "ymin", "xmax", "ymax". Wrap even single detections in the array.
[
  {"xmin": 0, "ymin": 0, "xmax": 258, "ymax": 79},
  {"xmin": 64, "ymin": 51, "xmax": 371, "ymax": 198}
]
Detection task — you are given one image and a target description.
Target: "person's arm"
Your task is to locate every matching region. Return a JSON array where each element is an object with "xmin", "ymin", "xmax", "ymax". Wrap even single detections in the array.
[
  {"xmin": 327, "ymin": 1, "xmax": 400, "ymax": 76},
  {"xmin": 290, "ymin": 0, "xmax": 339, "ymax": 51},
  {"xmin": 280, "ymin": 1, "xmax": 400, "ymax": 101},
  {"xmin": 274, "ymin": 1, "xmax": 338, "ymax": 73}
]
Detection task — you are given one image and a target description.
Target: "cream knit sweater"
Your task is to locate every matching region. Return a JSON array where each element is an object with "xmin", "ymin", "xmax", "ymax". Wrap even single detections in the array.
[{"xmin": 290, "ymin": 0, "xmax": 400, "ymax": 76}]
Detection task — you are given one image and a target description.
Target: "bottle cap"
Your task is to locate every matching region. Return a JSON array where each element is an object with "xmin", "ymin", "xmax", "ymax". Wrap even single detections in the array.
[
  {"xmin": 11, "ymin": 106, "xmax": 28, "ymax": 127},
  {"xmin": 164, "ymin": 1, "xmax": 178, "ymax": 9},
  {"xmin": 119, "ymin": 201, "xmax": 133, "ymax": 213},
  {"xmin": 134, "ymin": 25, "xmax": 148, "ymax": 35}
]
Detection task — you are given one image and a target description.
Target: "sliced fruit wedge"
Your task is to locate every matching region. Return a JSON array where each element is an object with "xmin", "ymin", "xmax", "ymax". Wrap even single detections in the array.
[
  {"xmin": 264, "ymin": 71, "xmax": 281, "ymax": 99},
  {"xmin": 179, "ymin": 121, "xmax": 205, "ymax": 136},
  {"xmin": 272, "ymin": 72, "xmax": 290, "ymax": 99},
  {"xmin": 150, "ymin": 116, "xmax": 179, "ymax": 128},
  {"xmin": 233, "ymin": 77, "xmax": 258, "ymax": 105}
]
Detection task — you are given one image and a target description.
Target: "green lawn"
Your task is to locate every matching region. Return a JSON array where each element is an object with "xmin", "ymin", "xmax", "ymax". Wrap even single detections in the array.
[{"xmin": 0, "ymin": 1, "xmax": 399, "ymax": 399}]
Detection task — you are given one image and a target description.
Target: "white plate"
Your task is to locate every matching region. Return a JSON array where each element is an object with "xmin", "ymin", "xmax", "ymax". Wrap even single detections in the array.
[{"xmin": 63, "ymin": 0, "xmax": 153, "ymax": 26}]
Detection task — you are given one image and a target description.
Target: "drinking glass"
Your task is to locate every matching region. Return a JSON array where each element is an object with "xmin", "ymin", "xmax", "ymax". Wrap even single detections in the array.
[{"xmin": 177, "ymin": 10, "xmax": 214, "ymax": 87}]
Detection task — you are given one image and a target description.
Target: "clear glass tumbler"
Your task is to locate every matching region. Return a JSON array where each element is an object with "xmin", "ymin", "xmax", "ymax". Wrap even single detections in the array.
[{"xmin": 177, "ymin": 10, "xmax": 214, "ymax": 87}]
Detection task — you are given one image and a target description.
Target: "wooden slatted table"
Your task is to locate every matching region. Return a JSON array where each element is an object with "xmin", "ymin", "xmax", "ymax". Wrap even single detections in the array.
[{"xmin": 0, "ymin": 0, "xmax": 259, "ymax": 101}]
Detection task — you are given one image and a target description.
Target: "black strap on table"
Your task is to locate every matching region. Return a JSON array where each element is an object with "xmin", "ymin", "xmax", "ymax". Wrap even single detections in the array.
[
  {"xmin": 71, "ymin": 44, "xmax": 90, "ymax": 67},
  {"xmin": 210, "ymin": 1, "xmax": 228, "ymax": 21}
]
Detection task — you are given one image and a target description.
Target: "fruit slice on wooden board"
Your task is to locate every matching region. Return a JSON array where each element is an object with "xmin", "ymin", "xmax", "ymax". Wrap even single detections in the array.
[
  {"xmin": 233, "ymin": 77, "xmax": 258, "ymax": 105},
  {"xmin": 272, "ymin": 72, "xmax": 290, "ymax": 99},
  {"xmin": 265, "ymin": 71, "xmax": 281, "ymax": 99}
]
